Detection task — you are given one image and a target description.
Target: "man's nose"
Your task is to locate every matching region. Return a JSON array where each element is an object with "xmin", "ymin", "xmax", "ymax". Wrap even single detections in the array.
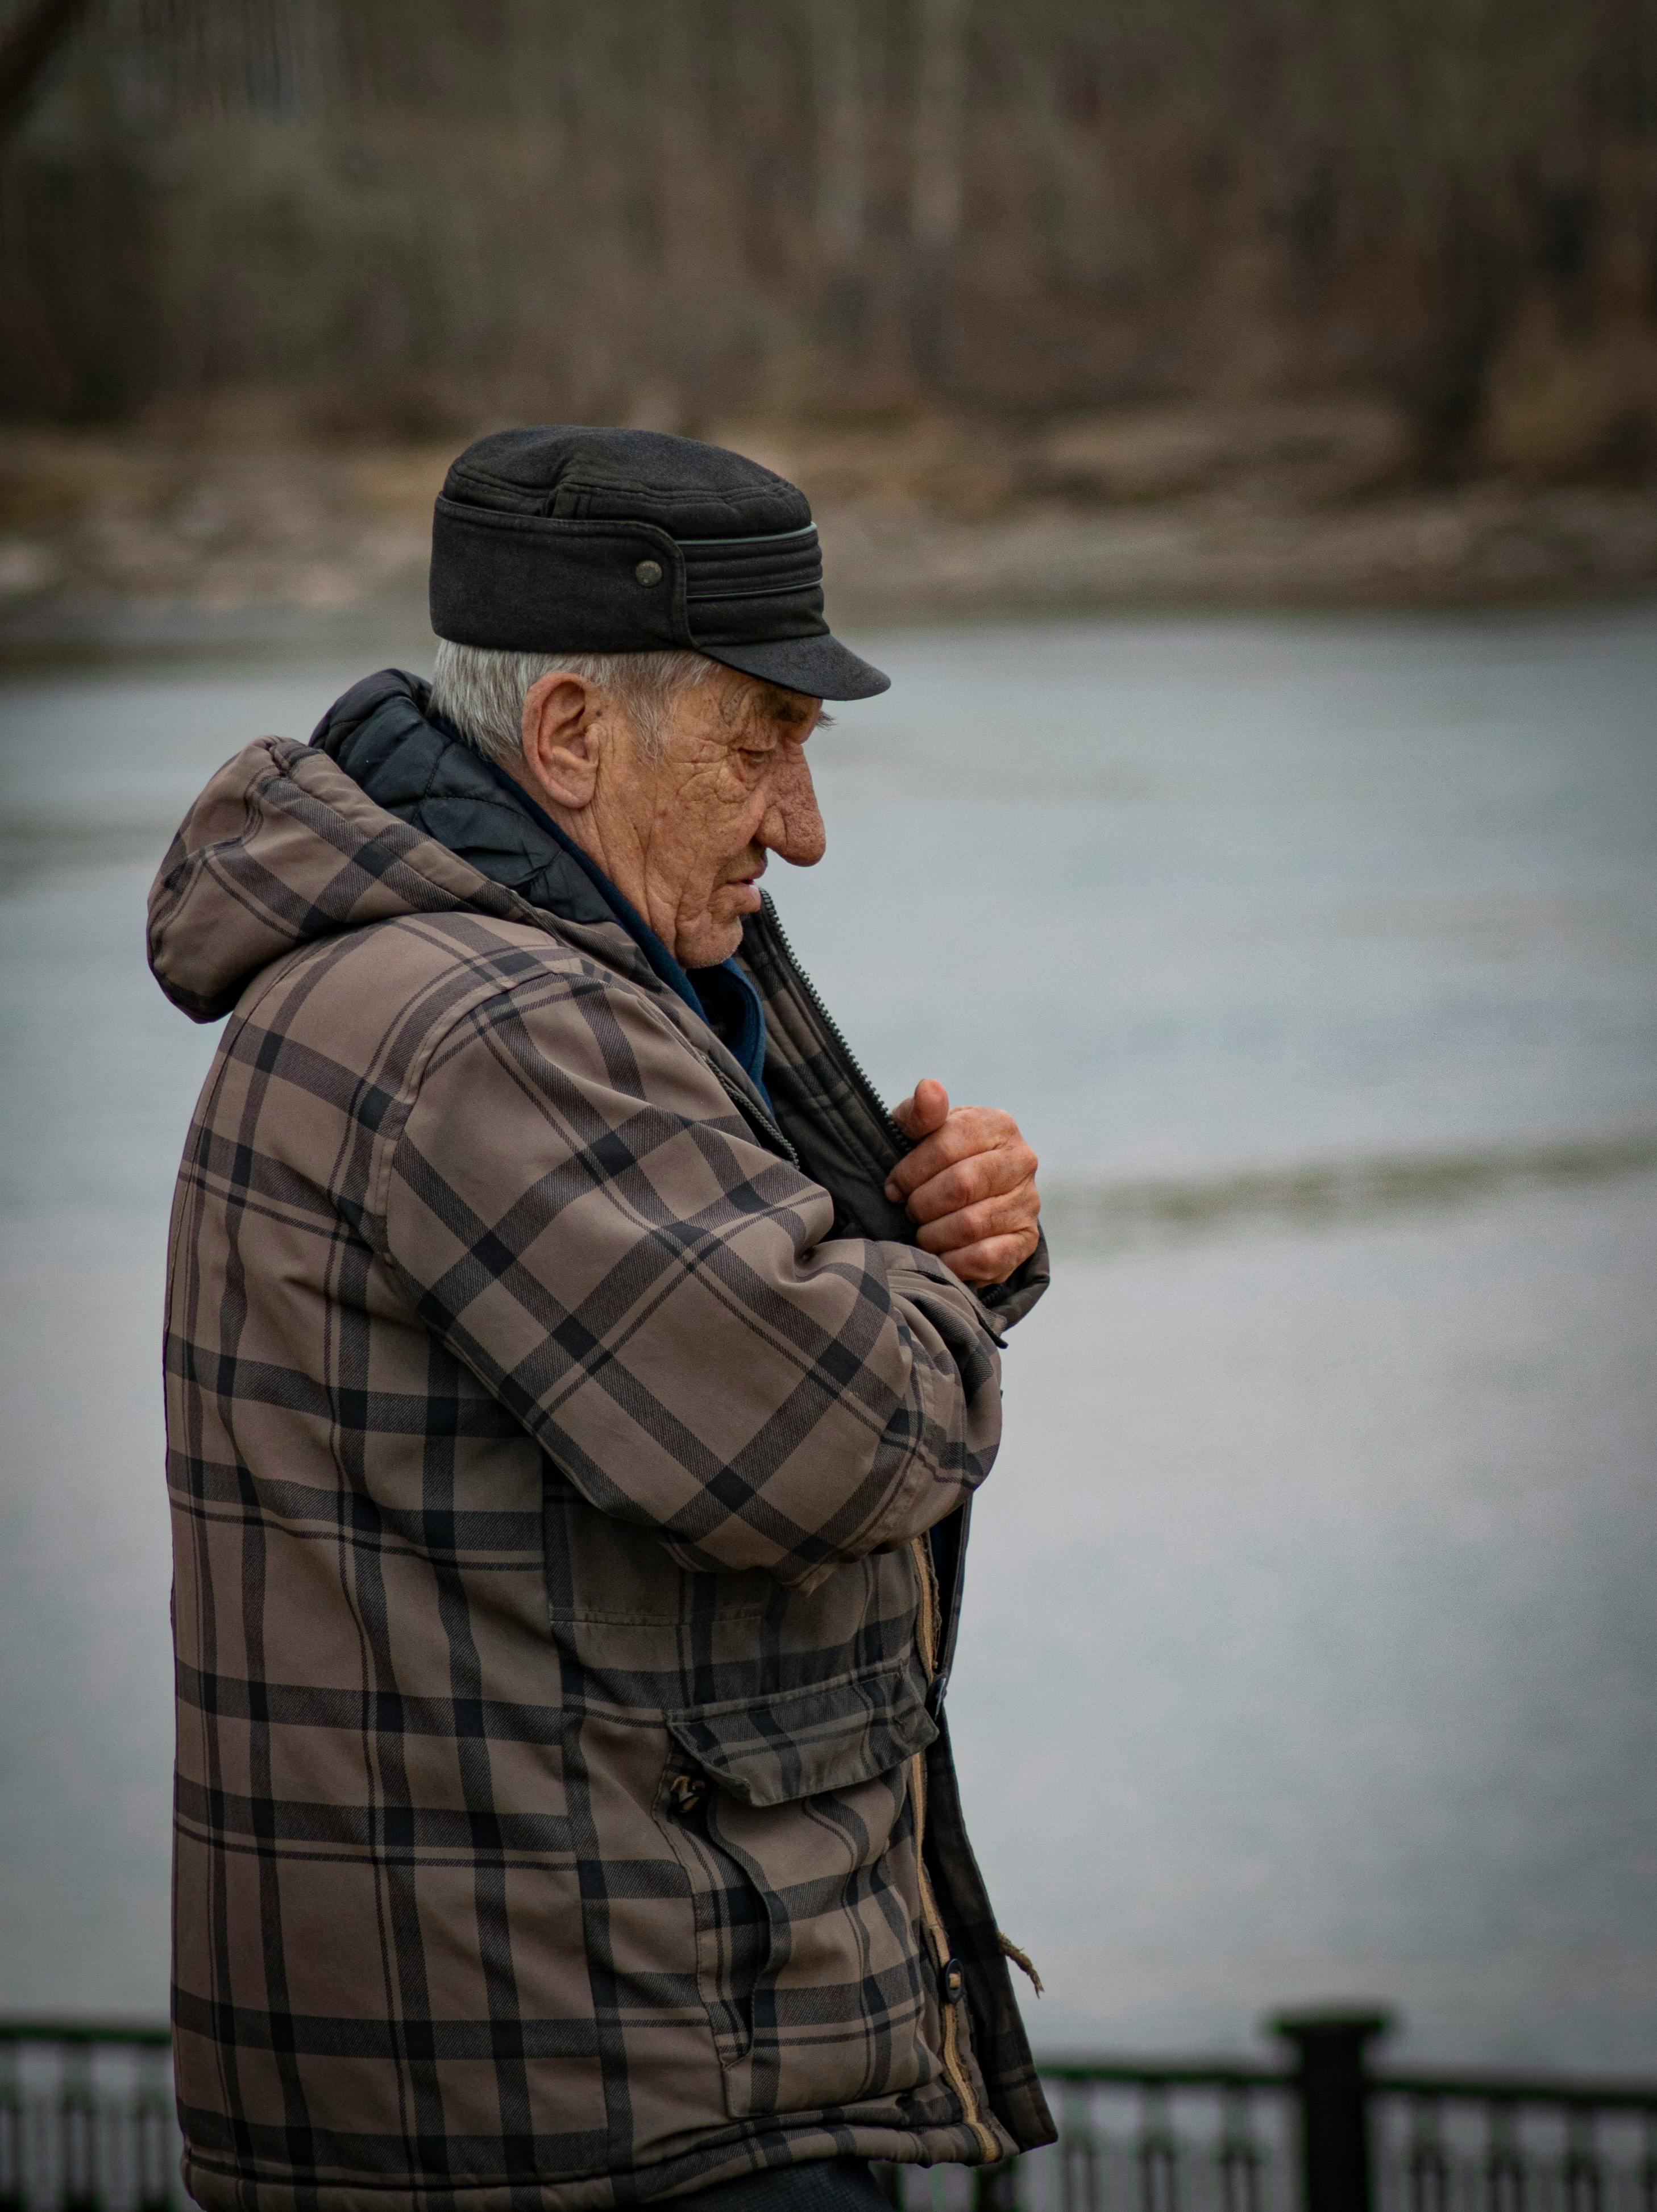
[{"xmin": 761, "ymin": 748, "xmax": 827, "ymax": 868}]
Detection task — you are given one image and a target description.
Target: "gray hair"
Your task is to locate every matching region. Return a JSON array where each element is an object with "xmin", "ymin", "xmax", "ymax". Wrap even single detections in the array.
[{"xmin": 429, "ymin": 640, "xmax": 721, "ymax": 768}]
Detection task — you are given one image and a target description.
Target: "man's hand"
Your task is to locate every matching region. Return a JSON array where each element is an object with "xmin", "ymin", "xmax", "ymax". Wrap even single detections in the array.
[{"xmin": 884, "ymin": 1079, "xmax": 1040, "ymax": 1287}]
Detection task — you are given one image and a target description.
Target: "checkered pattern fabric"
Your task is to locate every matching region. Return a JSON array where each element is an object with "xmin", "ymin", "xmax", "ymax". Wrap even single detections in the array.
[{"xmin": 149, "ymin": 736, "xmax": 1053, "ymax": 2212}]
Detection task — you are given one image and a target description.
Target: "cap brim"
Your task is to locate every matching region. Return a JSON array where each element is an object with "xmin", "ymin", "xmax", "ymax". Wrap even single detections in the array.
[{"xmin": 699, "ymin": 631, "xmax": 890, "ymax": 701}]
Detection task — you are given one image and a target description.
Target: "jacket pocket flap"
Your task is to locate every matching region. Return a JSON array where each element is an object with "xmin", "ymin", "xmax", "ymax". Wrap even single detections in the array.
[{"xmin": 666, "ymin": 1656, "xmax": 937, "ymax": 1808}]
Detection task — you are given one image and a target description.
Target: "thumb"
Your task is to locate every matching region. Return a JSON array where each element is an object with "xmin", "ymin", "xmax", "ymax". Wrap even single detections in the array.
[{"xmin": 895, "ymin": 1078, "xmax": 950, "ymax": 1138}]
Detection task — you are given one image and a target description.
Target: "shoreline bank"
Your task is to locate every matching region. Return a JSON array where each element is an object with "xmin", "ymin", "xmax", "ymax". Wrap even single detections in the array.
[{"xmin": 1, "ymin": 415, "xmax": 1654, "ymax": 665}]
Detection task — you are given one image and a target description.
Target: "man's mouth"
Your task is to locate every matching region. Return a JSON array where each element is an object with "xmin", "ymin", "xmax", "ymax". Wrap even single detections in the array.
[{"xmin": 720, "ymin": 856, "xmax": 767, "ymax": 907}]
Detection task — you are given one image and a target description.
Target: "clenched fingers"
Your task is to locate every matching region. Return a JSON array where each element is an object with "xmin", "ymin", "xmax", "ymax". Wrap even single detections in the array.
[
  {"xmin": 914, "ymin": 1186, "xmax": 1041, "ymax": 1260},
  {"xmin": 882, "ymin": 1099, "xmax": 1041, "ymax": 1286},
  {"xmin": 928, "ymin": 1230, "xmax": 1040, "ymax": 1286},
  {"xmin": 896, "ymin": 1141, "xmax": 1035, "ymax": 1226},
  {"xmin": 883, "ymin": 1105, "xmax": 1034, "ymax": 1207}
]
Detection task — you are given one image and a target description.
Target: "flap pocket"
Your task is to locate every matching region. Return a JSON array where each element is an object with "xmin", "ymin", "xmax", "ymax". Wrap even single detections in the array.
[{"xmin": 666, "ymin": 1653, "xmax": 937, "ymax": 1807}]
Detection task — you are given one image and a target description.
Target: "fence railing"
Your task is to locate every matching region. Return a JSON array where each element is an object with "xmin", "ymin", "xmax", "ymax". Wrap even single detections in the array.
[
  {"xmin": 0, "ymin": 2024, "xmax": 176, "ymax": 2212},
  {"xmin": 3, "ymin": 2013, "xmax": 1654, "ymax": 2212}
]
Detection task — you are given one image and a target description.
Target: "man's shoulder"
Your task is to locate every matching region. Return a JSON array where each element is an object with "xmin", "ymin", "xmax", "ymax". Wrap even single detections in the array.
[{"xmin": 241, "ymin": 904, "xmax": 676, "ymax": 1073}]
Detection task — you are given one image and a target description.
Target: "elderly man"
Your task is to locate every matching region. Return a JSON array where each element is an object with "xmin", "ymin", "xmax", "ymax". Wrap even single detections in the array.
[{"xmin": 148, "ymin": 428, "xmax": 1053, "ymax": 2212}]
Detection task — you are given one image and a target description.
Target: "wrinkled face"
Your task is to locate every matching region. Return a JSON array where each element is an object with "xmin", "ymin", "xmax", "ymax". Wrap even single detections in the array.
[
  {"xmin": 628, "ymin": 672, "xmax": 828, "ymax": 965},
  {"xmin": 518, "ymin": 663, "xmax": 829, "ymax": 969}
]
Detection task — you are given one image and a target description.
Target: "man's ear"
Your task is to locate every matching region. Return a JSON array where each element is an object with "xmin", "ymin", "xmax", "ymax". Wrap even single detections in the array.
[{"xmin": 521, "ymin": 673, "xmax": 602, "ymax": 811}]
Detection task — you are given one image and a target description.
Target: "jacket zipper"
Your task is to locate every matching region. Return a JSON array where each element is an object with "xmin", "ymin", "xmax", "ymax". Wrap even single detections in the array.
[
  {"xmin": 750, "ymin": 903, "xmax": 1000, "ymax": 2153},
  {"xmin": 758, "ymin": 893, "xmax": 908, "ymax": 1154},
  {"xmin": 759, "ymin": 900, "xmax": 999, "ymax": 2149},
  {"xmin": 908, "ymin": 1537, "xmax": 1000, "ymax": 2161}
]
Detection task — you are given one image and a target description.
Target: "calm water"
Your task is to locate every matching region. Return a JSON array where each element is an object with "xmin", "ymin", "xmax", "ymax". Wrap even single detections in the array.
[{"xmin": 2, "ymin": 610, "xmax": 1655, "ymax": 2070}]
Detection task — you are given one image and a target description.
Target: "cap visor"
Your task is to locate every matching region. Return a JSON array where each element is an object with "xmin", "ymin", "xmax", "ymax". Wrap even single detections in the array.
[{"xmin": 699, "ymin": 631, "xmax": 890, "ymax": 701}]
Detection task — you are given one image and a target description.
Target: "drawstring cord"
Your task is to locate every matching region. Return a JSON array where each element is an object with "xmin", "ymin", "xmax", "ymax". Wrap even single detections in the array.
[{"xmin": 998, "ymin": 1931, "xmax": 1044, "ymax": 1995}]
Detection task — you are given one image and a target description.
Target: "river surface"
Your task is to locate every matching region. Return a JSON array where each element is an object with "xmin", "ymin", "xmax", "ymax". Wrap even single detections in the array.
[{"xmin": 2, "ymin": 609, "xmax": 1655, "ymax": 2072}]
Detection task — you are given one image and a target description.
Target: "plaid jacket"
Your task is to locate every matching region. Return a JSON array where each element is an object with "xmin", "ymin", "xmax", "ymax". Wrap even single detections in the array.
[{"xmin": 149, "ymin": 675, "xmax": 1053, "ymax": 2212}]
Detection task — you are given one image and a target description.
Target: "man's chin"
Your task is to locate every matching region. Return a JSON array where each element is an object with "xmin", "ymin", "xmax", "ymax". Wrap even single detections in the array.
[{"xmin": 675, "ymin": 916, "xmax": 746, "ymax": 970}]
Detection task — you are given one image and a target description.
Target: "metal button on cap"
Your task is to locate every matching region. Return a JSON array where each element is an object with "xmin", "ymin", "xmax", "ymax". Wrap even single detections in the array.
[
  {"xmin": 941, "ymin": 1957, "xmax": 966, "ymax": 2003},
  {"xmin": 634, "ymin": 558, "xmax": 664, "ymax": 587}
]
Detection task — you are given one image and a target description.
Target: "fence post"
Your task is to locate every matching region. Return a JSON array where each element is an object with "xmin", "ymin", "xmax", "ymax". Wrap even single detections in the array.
[
  {"xmin": 973, "ymin": 2158, "xmax": 1020, "ymax": 2212},
  {"xmin": 1272, "ymin": 2008, "xmax": 1391, "ymax": 2212}
]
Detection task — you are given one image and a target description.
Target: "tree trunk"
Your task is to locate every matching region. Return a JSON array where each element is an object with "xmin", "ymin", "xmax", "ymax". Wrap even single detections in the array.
[
  {"xmin": 0, "ymin": 0, "xmax": 95, "ymax": 147},
  {"xmin": 909, "ymin": 0, "xmax": 969, "ymax": 381},
  {"xmin": 809, "ymin": 0, "xmax": 868, "ymax": 351}
]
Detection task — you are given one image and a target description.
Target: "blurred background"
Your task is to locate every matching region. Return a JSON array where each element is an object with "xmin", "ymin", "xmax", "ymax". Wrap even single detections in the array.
[
  {"xmin": 3, "ymin": 0, "xmax": 1657, "ymax": 627},
  {"xmin": 1, "ymin": 0, "xmax": 1655, "ymax": 2107}
]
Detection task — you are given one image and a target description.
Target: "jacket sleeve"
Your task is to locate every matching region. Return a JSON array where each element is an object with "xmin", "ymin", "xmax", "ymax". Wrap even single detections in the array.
[{"xmin": 378, "ymin": 966, "xmax": 1004, "ymax": 1589}]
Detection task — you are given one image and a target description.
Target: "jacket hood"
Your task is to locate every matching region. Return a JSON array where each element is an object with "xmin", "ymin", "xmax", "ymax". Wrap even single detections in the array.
[{"xmin": 147, "ymin": 670, "xmax": 650, "ymax": 1022}]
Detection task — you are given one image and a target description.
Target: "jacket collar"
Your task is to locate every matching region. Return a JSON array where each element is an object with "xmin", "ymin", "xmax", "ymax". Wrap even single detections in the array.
[
  {"xmin": 310, "ymin": 668, "xmax": 772, "ymax": 1104},
  {"xmin": 471, "ymin": 748, "xmax": 774, "ymax": 1110}
]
